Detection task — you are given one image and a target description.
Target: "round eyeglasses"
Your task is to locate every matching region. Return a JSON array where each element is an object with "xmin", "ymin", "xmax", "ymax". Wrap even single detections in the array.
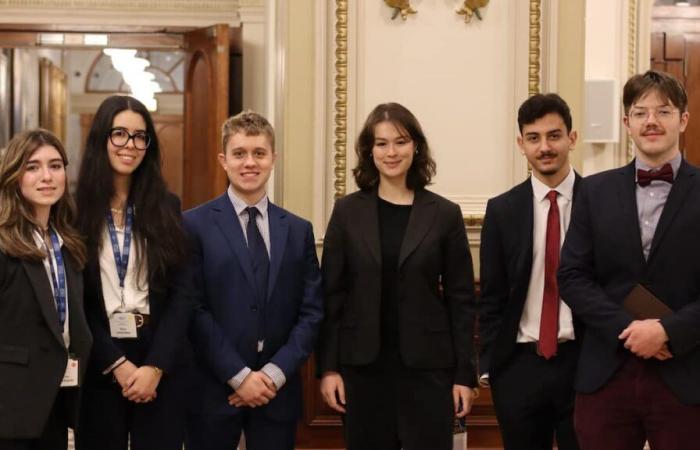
[{"xmin": 109, "ymin": 128, "xmax": 151, "ymax": 150}]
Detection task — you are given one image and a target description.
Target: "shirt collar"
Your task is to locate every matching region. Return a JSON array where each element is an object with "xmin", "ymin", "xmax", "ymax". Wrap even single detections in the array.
[
  {"xmin": 32, "ymin": 226, "xmax": 64, "ymax": 250},
  {"xmin": 635, "ymin": 152, "xmax": 682, "ymax": 180},
  {"xmin": 530, "ymin": 166, "xmax": 576, "ymax": 202},
  {"xmin": 227, "ymin": 185, "xmax": 269, "ymax": 220}
]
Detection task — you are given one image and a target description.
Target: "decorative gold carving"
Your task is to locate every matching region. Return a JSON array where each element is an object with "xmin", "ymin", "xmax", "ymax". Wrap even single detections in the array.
[
  {"xmin": 627, "ymin": 0, "xmax": 638, "ymax": 162},
  {"xmin": 0, "ymin": 0, "xmax": 242, "ymax": 8},
  {"xmin": 528, "ymin": 0, "xmax": 541, "ymax": 97},
  {"xmin": 464, "ymin": 215, "xmax": 484, "ymax": 227},
  {"xmin": 334, "ymin": 0, "xmax": 348, "ymax": 199},
  {"xmin": 384, "ymin": 0, "xmax": 417, "ymax": 21},
  {"xmin": 456, "ymin": 0, "xmax": 489, "ymax": 23}
]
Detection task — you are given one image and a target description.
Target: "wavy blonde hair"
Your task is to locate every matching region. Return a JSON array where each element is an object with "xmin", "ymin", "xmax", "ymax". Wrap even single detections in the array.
[{"xmin": 0, "ymin": 129, "xmax": 86, "ymax": 267}]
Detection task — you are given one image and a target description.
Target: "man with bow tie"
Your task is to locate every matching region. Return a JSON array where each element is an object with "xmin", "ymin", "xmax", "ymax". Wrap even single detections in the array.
[{"xmin": 558, "ymin": 70, "xmax": 700, "ymax": 450}]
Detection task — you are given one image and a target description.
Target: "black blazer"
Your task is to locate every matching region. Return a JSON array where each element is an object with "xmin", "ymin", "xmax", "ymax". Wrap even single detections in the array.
[
  {"xmin": 559, "ymin": 160, "xmax": 700, "ymax": 405},
  {"xmin": 83, "ymin": 194, "xmax": 192, "ymax": 376},
  {"xmin": 0, "ymin": 249, "xmax": 91, "ymax": 439},
  {"xmin": 317, "ymin": 188, "xmax": 477, "ymax": 386},
  {"xmin": 479, "ymin": 174, "xmax": 582, "ymax": 376}
]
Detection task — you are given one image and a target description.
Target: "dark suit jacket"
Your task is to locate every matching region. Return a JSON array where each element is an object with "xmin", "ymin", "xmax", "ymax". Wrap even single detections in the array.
[
  {"xmin": 559, "ymin": 159, "xmax": 700, "ymax": 405},
  {"xmin": 83, "ymin": 194, "xmax": 192, "ymax": 377},
  {"xmin": 184, "ymin": 193, "xmax": 323, "ymax": 421},
  {"xmin": 0, "ymin": 249, "xmax": 91, "ymax": 439},
  {"xmin": 316, "ymin": 188, "xmax": 477, "ymax": 387},
  {"xmin": 479, "ymin": 175, "xmax": 582, "ymax": 376}
]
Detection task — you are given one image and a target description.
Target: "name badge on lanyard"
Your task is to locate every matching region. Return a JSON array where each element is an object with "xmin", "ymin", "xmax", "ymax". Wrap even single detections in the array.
[
  {"xmin": 106, "ymin": 205, "xmax": 138, "ymax": 339},
  {"xmin": 47, "ymin": 229, "xmax": 67, "ymax": 331}
]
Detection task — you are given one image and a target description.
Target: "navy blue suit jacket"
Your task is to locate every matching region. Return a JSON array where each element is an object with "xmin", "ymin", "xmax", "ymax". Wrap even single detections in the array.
[
  {"xmin": 184, "ymin": 193, "xmax": 323, "ymax": 420},
  {"xmin": 559, "ymin": 160, "xmax": 700, "ymax": 405}
]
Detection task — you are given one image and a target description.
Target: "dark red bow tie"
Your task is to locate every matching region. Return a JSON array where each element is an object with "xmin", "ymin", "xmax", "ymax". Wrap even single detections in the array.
[{"xmin": 637, "ymin": 163, "xmax": 674, "ymax": 187}]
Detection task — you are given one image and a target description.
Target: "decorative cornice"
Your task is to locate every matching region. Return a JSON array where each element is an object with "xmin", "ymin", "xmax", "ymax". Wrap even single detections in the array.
[
  {"xmin": 464, "ymin": 215, "xmax": 484, "ymax": 227},
  {"xmin": 333, "ymin": 0, "xmax": 348, "ymax": 199},
  {"xmin": 0, "ymin": 0, "xmax": 241, "ymax": 9},
  {"xmin": 528, "ymin": 0, "xmax": 541, "ymax": 96}
]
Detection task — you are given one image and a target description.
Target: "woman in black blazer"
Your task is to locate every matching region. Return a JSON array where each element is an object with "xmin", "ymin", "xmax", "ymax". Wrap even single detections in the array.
[
  {"xmin": 74, "ymin": 96, "xmax": 191, "ymax": 450},
  {"xmin": 0, "ymin": 129, "xmax": 91, "ymax": 450},
  {"xmin": 317, "ymin": 103, "xmax": 478, "ymax": 450}
]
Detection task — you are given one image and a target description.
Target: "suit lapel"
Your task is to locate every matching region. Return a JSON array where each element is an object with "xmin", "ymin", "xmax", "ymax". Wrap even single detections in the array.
[
  {"xmin": 617, "ymin": 161, "xmax": 647, "ymax": 265},
  {"xmin": 649, "ymin": 160, "xmax": 696, "ymax": 261},
  {"xmin": 22, "ymin": 259, "xmax": 63, "ymax": 345},
  {"xmin": 210, "ymin": 194, "xmax": 257, "ymax": 292},
  {"xmin": 398, "ymin": 189, "xmax": 437, "ymax": 269},
  {"xmin": 509, "ymin": 180, "xmax": 534, "ymax": 288},
  {"xmin": 356, "ymin": 191, "xmax": 382, "ymax": 266},
  {"xmin": 266, "ymin": 203, "xmax": 288, "ymax": 302}
]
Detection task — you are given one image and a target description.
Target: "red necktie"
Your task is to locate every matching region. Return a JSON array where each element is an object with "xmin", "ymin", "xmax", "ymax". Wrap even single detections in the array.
[{"xmin": 539, "ymin": 190, "xmax": 560, "ymax": 359}]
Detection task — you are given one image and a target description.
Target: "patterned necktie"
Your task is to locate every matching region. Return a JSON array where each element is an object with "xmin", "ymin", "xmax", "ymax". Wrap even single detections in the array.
[
  {"xmin": 245, "ymin": 207, "xmax": 269, "ymax": 301},
  {"xmin": 539, "ymin": 190, "xmax": 560, "ymax": 359}
]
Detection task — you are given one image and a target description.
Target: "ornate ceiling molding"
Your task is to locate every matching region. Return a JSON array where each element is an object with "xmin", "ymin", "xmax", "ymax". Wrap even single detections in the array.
[{"xmin": 0, "ymin": 0, "xmax": 243, "ymax": 10}]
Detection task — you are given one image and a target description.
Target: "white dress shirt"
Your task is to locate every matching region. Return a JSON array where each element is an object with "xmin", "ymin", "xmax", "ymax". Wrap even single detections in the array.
[
  {"xmin": 517, "ymin": 168, "xmax": 576, "ymax": 343},
  {"xmin": 99, "ymin": 224, "xmax": 150, "ymax": 317}
]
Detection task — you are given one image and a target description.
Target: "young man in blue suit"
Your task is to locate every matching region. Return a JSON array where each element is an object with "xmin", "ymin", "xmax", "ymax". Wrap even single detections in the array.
[
  {"xmin": 184, "ymin": 111, "xmax": 324, "ymax": 450},
  {"xmin": 559, "ymin": 70, "xmax": 700, "ymax": 449}
]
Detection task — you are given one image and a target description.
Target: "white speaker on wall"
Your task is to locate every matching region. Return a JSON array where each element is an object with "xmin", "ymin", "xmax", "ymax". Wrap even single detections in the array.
[{"xmin": 583, "ymin": 79, "xmax": 620, "ymax": 143}]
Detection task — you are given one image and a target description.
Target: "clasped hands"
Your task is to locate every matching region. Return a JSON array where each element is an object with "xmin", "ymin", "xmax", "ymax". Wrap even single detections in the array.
[
  {"xmin": 113, "ymin": 360, "xmax": 163, "ymax": 403},
  {"xmin": 228, "ymin": 371, "xmax": 277, "ymax": 408},
  {"xmin": 619, "ymin": 319, "xmax": 673, "ymax": 360},
  {"xmin": 320, "ymin": 371, "xmax": 477, "ymax": 418}
]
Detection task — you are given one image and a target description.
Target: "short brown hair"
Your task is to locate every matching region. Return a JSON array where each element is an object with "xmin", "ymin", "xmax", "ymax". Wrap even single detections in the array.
[
  {"xmin": 221, "ymin": 110, "xmax": 275, "ymax": 152},
  {"xmin": 353, "ymin": 102, "xmax": 436, "ymax": 191},
  {"xmin": 0, "ymin": 129, "xmax": 86, "ymax": 266},
  {"xmin": 623, "ymin": 70, "xmax": 688, "ymax": 114}
]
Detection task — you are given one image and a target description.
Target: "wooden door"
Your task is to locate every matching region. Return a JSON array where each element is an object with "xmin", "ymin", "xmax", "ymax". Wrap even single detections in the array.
[
  {"xmin": 183, "ymin": 24, "xmax": 230, "ymax": 209},
  {"xmin": 650, "ymin": 31, "xmax": 700, "ymax": 166}
]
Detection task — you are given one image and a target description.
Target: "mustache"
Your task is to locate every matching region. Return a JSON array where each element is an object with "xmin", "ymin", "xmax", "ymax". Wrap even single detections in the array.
[
  {"xmin": 642, "ymin": 126, "xmax": 663, "ymax": 134},
  {"xmin": 537, "ymin": 151, "xmax": 558, "ymax": 159}
]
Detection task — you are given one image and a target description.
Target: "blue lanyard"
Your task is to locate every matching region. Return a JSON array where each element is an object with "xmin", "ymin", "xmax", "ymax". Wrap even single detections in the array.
[
  {"xmin": 47, "ymin": 228, "xmax": 67, "ymax": 329},
  {"xmin": 106, "ymin": 204, "xmax": 134, "ymax": 292}
]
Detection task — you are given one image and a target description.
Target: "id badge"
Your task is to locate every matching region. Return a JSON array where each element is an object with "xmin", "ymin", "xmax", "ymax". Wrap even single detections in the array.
[
  {"xmin": 61, "ymin": 357, "xmax": 79, "ymax": 387},
  {"xmin": 109, "ymin": 312, "xmax": 138, "ymax": 338}
]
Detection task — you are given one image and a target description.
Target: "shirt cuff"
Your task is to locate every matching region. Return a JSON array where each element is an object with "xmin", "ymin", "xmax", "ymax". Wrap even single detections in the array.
[
  {"xmin": 228, "ymin": 367, "xmax": 252, "ymax": 390},
  {"xmin": 261, "ymin": 363, "xmax": 287, "ymax": 389},
  {"xmin": 102, "ymin": 356, "xmax": 126, "ymax": 375},
  {"xmin": 479, "ymin": 373, "xmax": 490, "ymax": 388}
]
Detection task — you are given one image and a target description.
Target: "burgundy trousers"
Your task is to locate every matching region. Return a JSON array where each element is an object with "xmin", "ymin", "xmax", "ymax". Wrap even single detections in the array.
[{"xmin": 574, "ymin": 356, "xmax": 700, "ymax": 450}]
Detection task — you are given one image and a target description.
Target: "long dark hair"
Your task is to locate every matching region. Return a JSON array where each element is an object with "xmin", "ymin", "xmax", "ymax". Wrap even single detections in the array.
[
  {"xmin": 353, "ymin": 102, "xmax": 436, "ymax": 191},
  {"xmin": 76, "ymin": 95, "xmax": 185, "ymax": 288},
  {"xmin": 0, "ymin": 129, "xmax": 86, "ymax": 267}
]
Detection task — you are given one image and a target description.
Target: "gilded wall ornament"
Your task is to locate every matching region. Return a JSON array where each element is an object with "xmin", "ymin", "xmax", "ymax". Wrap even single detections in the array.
[
  {"xmin": 384, "ymin": 0, "xmax": 417, "ymax": 21},
  {"xmin": 456, "ymin": 0, "xmax": 489, "ymax": 23}
]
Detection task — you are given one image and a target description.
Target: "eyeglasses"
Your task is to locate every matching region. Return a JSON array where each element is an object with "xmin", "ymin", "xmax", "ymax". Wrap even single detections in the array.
[
  {"xmin": 109, "ymin": 128, "xmax": 151, "ymax": 150},
  {"xmin": 628, "ymin": 106, "xmax": 679, "ymax": 122}
]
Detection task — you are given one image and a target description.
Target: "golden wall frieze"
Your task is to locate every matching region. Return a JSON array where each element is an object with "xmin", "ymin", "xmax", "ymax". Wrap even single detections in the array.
[
  {"xmin": 0, "ymin": 0, "xmax": 241, "ymax": 10},
  {"xmin": 464, "ymin": 214, "xmax": 484, "ymax": 228},
  {"xmin": 333, "ymin": 0, "xmax": 348, "ymax": 199},
  {"xmin": 456, "ymin": 0, "xmax": 489, "ymax": 23},
  {"xmin": 528, "ymin": 0, "xmax": 541, "ymax": 97},
  {"xmin": 384, "ymin": 0, "xmax": 417, "ymax": 21}
]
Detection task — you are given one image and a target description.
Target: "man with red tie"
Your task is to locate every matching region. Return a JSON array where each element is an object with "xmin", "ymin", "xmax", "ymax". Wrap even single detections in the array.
[
  {"xmin": 559, "ymin": 70, "xmax": 700, "ymax": 450},
  {"xmin": 479, "ymin": 93, "xmax": 581, "ymax": 450}
]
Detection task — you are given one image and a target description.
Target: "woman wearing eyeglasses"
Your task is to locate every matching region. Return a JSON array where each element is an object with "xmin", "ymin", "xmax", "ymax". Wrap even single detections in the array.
[
  {"xmin": 0, "ymin": 129, "xmax": 90, "ymax": 450},
  {"xmin": 74, "ymin": 95, "xmax": 191, "ymax": 450}
]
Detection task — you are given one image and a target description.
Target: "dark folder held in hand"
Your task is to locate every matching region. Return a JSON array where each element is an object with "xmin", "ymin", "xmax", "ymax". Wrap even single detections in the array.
[{"xmin": 623, "ymin": 284, "xmax": 673, "ymax": 319}]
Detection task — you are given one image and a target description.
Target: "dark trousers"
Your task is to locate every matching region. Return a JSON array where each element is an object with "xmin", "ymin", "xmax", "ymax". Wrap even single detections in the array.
[
  {"xmin": 75, "ymin": 327, "xmax": 188, "ymax": 450},
  {"xmin": 575, "ymin": 356, "xmax": 700, "ymax": 450},
  {"xmin": 185, "ymin": 409, "xmax": 297, "ymax": 450},
  {"xmin": 0, "ymin": 391, "xmax": 69, "ymax": 450},
  {"xmin": 490, "ymin": 341, "xmax": 580, "ymax": 450},
  {"xmin": 340, "ymin": 348, "xmax": 454, "ymax": 450}
]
